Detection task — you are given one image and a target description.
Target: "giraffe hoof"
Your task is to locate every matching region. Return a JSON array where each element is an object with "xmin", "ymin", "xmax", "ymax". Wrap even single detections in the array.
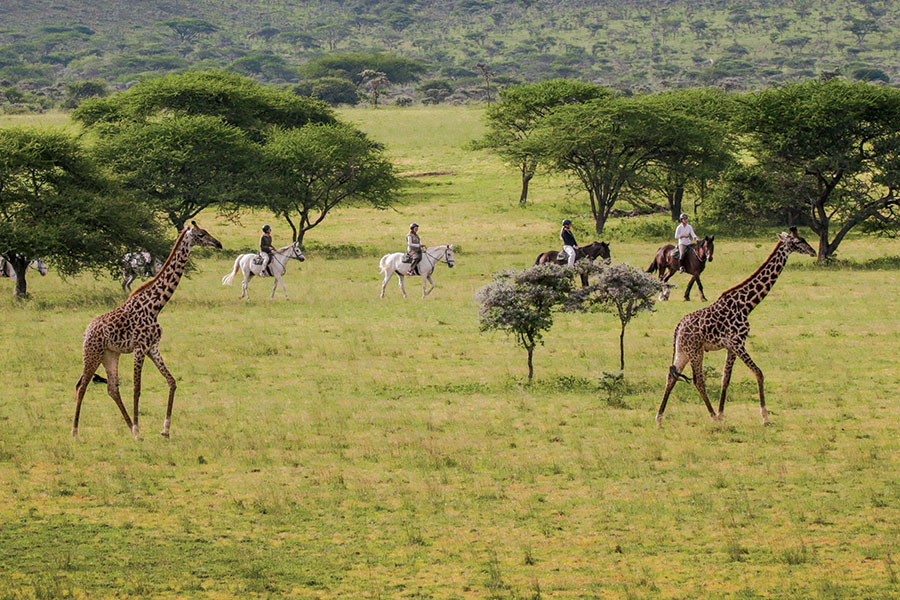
[
  {"xmin": 160, "ymin": 431, "xmax": 170, "ymax": 438},
  {"xmin": 655, "ymin": 414, "xmax": 663, "ymax": 428}
]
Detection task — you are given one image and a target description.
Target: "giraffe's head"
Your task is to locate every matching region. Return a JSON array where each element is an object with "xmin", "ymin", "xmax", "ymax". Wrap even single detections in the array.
[
  {"xmin": 778, "ymin": 227, "xmax": 815, "ymax": 257},
  {"xmin": 186, "ymin": 221, "xmax": 223, "ymax": 249}
]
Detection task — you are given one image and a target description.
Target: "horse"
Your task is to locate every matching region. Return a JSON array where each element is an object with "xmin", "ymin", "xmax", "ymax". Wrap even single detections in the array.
[
  {"xmin": 647, "ymin": 236, "xmax": 715, "ymax": 301},
  {"xmin": 0, "ymin": 257, "xmax": 48, "ymax": 280},
  {"xmin": 534, "ymin": 241, "xmax": 611, "ymax": 287},
  {"xmin": 379, "ymin": 244, "xmax": 455, "ymax": 298},
  {"xmin": 119, "ymin": 251, "xmax": 163, "ymax": 293},
  {"xmin": 221, "ymin": 242, "xmax": 305, "ymax": 300}
]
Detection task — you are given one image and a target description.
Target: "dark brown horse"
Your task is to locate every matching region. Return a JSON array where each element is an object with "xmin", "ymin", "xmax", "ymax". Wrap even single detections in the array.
[
  {"xmin": 647, "ymin": 236, "xmax": 714, "ymax": 301},
  {"xmin": 535, "ymin": 241, "xmax": 611, "ymax": 287}
]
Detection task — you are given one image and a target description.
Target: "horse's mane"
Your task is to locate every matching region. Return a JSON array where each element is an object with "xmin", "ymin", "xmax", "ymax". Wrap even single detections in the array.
[
  {"xmin": 128, "ymin": 228, "xmax": 188, "ymax": 299},
  {"xmin": 717, "ymin": 240, "xmax": 784, "ymax": 299}
]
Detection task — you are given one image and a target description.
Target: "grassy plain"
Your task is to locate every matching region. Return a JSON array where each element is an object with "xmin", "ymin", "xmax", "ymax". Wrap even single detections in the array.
[{"xmin": 2, "ymin": 105, "xmax": 900, "ymax": 599}]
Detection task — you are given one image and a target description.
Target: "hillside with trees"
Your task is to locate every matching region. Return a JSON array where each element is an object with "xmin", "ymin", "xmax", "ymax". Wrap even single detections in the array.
[{"xmin": 0, "ymin": 0, "xmax": 897, "ymax": 111}]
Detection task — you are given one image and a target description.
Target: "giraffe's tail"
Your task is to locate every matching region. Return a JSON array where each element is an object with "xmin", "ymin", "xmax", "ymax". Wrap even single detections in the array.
[
  {"xmin": 669, "ymin": 365, "xmax": 690, "ymax": 383},
  {"xmin": 75, "ymin": 373, "xmax": 107, "ymax": 388}
]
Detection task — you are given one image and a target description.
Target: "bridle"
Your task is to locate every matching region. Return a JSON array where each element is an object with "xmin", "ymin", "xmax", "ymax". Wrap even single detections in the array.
[
  {"xmin": 268, "ymin": 243, "xmax": 304, "ymax": 272},
  {"xmin": 420, "ymin": 246, "xmax": 454, "ymax": 269}
]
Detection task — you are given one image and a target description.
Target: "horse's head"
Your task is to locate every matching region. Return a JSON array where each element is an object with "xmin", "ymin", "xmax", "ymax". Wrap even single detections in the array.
[
  {"xmin": 186, "ymin": 221, "xmax": 223, "ymax": 249},
  {"xmin": 445, "ymin": 244, "xmax": 455, "ymax": 268},
  {"xmin": 701, "ymin": 236, "xmax": 714, "ymax": 263},
  {"xmin": 31, "ymin": 259, "xmax": 48, "ymax": 276},
  {"xmin": 779, "ymin": 227, "xmax": 816, "ymax": 257},
  {"xmin": 291, "ymin": 242, "xmax": 306, "ymax": 262},
  {"xmin": 589, "ymin": 241, "xmax": 611, "ymax": 262}
]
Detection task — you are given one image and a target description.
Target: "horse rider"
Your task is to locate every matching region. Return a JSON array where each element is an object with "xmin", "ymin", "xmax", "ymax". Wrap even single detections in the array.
[
  {"xmin": 407, "ymin": 222, "xmax": 425, "ymax": 275},
  {"xmin": 560, "ymin": 219, "xmax": 579, "ymax": 268},
  {"xmin": 260, "ymin": 224, "xmax": 275, "ymax": 276},
  {"xmin": 675, "ymin": 212, "xmax": 698, "ymax": 272}
]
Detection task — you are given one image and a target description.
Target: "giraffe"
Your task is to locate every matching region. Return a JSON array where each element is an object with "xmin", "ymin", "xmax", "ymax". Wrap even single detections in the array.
[
  {"xmin": 656, "ymin": 227, "xmax": 816, "ymax": 427},
  {"xmin": 72, "ymin": 222, "xmax": 223, "ymax": 439}
]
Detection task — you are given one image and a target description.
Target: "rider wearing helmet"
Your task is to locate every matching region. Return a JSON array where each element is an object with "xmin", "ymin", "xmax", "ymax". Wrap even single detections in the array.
[
  {"xmin": 560, "ymin": 219, "xmax": 579, "ymax": 268},
  {"xmin": 407, "ymin": 223, "xmax": 424, "ymax": 275},
  {"xmin": 260, "ymin": 224, "xmax": 275, "ymax": 276},
  {"xmin": 674, "ymin": 213, "xmax": 698, "ymax": 273}
]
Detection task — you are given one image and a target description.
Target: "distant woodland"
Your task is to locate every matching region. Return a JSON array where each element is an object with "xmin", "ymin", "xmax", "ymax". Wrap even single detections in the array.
[{"xmin": 0, "ymin": 0, "xmax": 897, "ymax": 111}]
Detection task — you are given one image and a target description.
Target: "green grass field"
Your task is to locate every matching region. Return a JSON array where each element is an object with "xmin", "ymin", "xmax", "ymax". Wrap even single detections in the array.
[{"xmin": 2, "ymin": 106, "xmax": 900, "ymax": 599}]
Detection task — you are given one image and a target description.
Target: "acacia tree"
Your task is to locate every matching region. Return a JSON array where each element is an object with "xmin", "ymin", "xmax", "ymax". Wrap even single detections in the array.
[
  {"xmin": 565, "ymin": 263, "xmax": 668, "ymax": 371},
  {"xmin": 477, "ymin": 264, "xmax": 573, "ymax": 381},
  {"xmin": 739, "ymin": 79, "xmax": 900, "ymax": 262},
  {"xmin": 0, "ymin": 128, "xmax": 162, "ymax": 298},
  {"xmin": 530, "ymin": 97, "xmax": 689, "ymax": 234},
  {"xmin": 260, "ymin": 123, "xmax": 401, "ymax": 244},
  {"xmin": 476, "ymin": 79, "xmax": 610, "ymax": 205},
  {"xmin": 633, "ymin": 88, "xmax": 737, "ymax": 220},
  {"xmin": 93, "ymin": 115, "xmax": 258, "ymax": 231}
]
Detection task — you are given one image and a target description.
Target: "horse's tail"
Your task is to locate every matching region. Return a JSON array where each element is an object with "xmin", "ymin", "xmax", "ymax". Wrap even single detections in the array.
[
  {"xmin": 222, "ymin": 256, "xmax": 241, "ymax": 286},
  {"xmin": 378, "ymin": 254, "xmax": 391, "ymax": 274},
  {"xmin": 647, "ymin": 255, "xmax": 658, "ymax": 274},
  {"xmin": 534, "ymin": 253, "xmax": 544, "ymax": 266}
]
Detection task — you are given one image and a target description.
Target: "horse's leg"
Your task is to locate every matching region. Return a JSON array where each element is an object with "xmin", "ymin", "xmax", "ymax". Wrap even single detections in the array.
[
  {"xmin": 278, "ymin": 274, "xmax": 289, "ymax": 300},
  {"xmin": 147, "ymin": 346, "xmax": 177, "ymax": 437},
  {"xmin": 684, "ymin": 275, "xmax": 696, "ymax": 301},
  {"xmin": 380, "ymin": 270, "xmax": 392, "ymax": 298},
  {"xmin": 696, "ymin": 276, "xmax": 707, "ymax": 302},
  {"xmin": 270, "ymin": 274, "xmax": 278, "ymax": 299},
  {"xmin": 423, "ymin": 272, "xmax": 435, "ymax": 297},
  {"xmin": 398, "ymin": 273, "xmax": 407, "ymax": 298}
]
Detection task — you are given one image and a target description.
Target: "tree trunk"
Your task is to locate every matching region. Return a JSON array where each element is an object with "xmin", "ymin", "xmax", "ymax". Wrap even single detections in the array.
[
  {"xmin": 526, "ymin": 346, "xmax": 534, "ymax": 382},
  {"xmin": 519, "ymin": 171, "xmax": 532, "ymax": 206},
  {"xmin": 10, "ymin": 257, "xmax": 28, "ymax": 298},
  {"xmin": 668, "ymin": 186, "xmax": 684, "ymax": 221},
  {"xmin": 619, "ymin": 324, "xmax": 626, "ymax": 371}
]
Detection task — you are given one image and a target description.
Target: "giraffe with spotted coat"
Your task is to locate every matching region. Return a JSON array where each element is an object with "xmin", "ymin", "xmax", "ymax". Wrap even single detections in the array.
[
  {"xmin": 656, "ymin": 228, "xmax": 816, "ymax": 427},
  {"xmin": 72, "ymin": 222, "xmax": 223, "ymax": 439}
]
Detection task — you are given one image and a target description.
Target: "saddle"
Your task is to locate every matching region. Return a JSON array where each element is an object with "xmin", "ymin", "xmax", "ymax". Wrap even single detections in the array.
[
  {"xmin": 669, "ymin": 244, "xmax": 694, "ymax": 261},
  {"xmin": 252, "ymin": 254, "xmax": 265, "ymax": 266}
]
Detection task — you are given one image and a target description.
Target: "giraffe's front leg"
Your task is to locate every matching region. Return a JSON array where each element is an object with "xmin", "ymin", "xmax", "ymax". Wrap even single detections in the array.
[
  {"xmin": 735, "ymin": 345, "xmax": 768, "ymax": 425},
  {"xmin": 101, "ymin": 350, "xmax": 137, "ymax": 438}
]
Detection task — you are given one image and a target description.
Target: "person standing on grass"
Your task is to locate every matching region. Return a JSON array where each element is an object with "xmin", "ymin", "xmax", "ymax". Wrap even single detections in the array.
[
  {"xmin": 674, "ymin": 213, "xmax": 698, "ymax": 273},
  {"xmin": 560, "ymin": 219, "xmax": 578, "ymax": 268},
  {"xmin": 407, "ymin": 222, "xmax": 425, "ymax": 275}
]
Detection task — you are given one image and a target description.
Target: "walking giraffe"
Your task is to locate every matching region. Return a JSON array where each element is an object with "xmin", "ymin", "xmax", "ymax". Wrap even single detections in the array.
[
  {"xmin": 656, "ymin": 228, "xmax": 816, "ymax": 427},
  {"xmin": 72, "ymin": 222, "xmax": 223, "ymax": 439}
]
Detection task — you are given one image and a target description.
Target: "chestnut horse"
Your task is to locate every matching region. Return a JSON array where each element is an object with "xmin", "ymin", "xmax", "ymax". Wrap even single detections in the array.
[
  {"xmin": 535, "ymin": 241, "xmax": 611, "ymax": 287},
  {"xmin": 647, "ymin": 236, "xmax": 714, "ymax": 301}
]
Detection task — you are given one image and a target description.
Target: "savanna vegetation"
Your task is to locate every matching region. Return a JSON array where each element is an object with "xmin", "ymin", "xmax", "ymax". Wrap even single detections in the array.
[
  {"xmin": 1, "ymin": 0, "xmax": 899, "ymax": 113},
  {"xmin": 2, "ymin": 103, "xmax": 900, "ymax": 599}
]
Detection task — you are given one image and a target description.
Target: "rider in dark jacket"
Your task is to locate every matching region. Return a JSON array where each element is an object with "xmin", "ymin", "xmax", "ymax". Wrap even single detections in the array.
[{"xmin": 260, "ymin": 225, "xmax": 275, "ymax": 276}]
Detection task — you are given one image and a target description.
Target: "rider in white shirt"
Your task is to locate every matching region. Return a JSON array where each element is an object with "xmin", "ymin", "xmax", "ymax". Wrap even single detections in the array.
[{"xmin": 674, "ymin": 213, "xmax": 698, "ymax": 273}]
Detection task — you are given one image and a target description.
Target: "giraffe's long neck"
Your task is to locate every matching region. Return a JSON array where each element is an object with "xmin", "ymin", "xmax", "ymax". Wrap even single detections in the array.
[
  {"xmin": 130, "ymin": 232, "xmax": 194, "ymax": 316},
  {"xmin": 721, "ymin": 242, "xmax": 790, "ymax": 315}
]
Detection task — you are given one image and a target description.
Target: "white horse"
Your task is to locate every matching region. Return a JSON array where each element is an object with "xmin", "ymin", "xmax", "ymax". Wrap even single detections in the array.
[
  {"xmin": 379, "ymin": 244, "xmax": 455, "ymax": 298},
  {"xmin": 119, "ymin": 251, "xmax": 163, "ymax": 293},
  {"xmin": 0, "ymin": 257, "xmax": 48, "ymax": 280},
  {"xmin": 222, "ymin": 242, "xmax": 305, "ymax": 300}
]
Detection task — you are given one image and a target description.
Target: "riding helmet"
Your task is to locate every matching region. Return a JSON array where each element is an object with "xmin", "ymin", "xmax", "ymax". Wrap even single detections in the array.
[
  {"xmin": 410, "ymin": 222, "xmax": 418, "ymax": 229},
  {"xmin": 262, "ymin": 224, "xmax": 271, "ymax": 232},
  {"xmin": 562, "ymin": 219, "xmax": 572, "ymax": 226},
  {"xmin": 679, "ymin": 213, "xmax": 688, "ymax": 220}
]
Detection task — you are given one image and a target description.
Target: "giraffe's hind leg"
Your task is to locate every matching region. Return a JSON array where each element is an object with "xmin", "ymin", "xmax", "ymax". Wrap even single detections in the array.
[
  {"xmin": 690, "ymin": 354, "xmax": 718, "ymax": 420},
  {"xmin": 656, "ymin": 353, "xmax": 690, "ymax": 428},
  {"xmin": 717, "ymin": 350, "xmax": 736, "ymax": 419},
  {"xmin": 147, "ymin": 346, "xmax": 177, "ymax": 437},
  {"xmin": 101, "ymin": 350, "xmax": 138, "ymax": 438},
  {"xmin": 73, "ymin": 353, "xmax": 104, "ymax": 438}
]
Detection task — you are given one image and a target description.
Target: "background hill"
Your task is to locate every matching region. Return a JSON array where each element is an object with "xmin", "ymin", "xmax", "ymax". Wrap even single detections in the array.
[{"xmin": 0, "ymin": 0, "xmax": 897, "ymax": 111}]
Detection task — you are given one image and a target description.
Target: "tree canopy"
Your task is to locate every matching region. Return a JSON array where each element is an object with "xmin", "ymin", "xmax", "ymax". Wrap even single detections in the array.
[{"xmin": 0, "ymin": 127, "xmax": 162, "ymax": 297}]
